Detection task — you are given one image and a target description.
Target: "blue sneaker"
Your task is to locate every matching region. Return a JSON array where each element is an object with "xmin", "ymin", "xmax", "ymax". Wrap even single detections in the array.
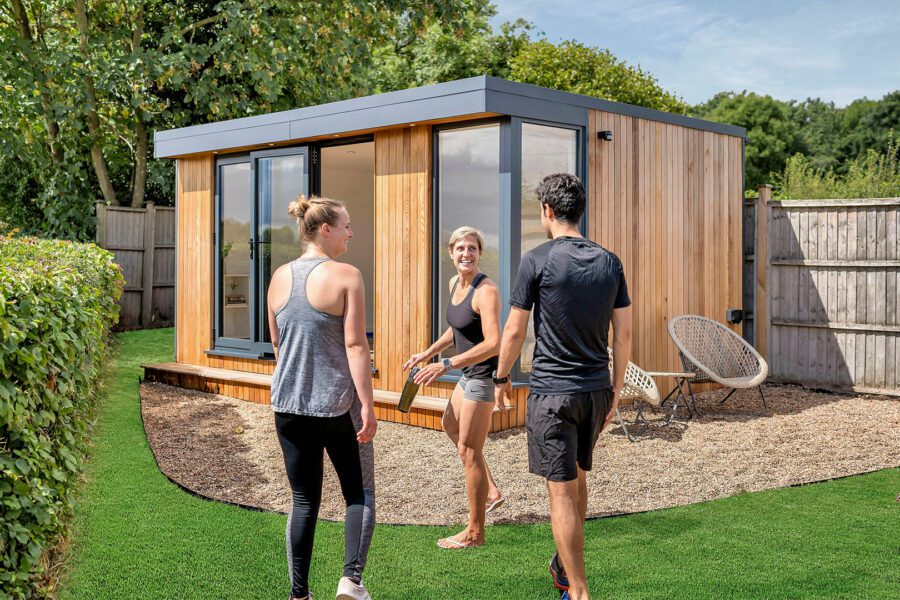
[
  {"xmin": 560, "ymin": 592, "xmax": 571, "ymax": 600},
  {"xmin": 550, "ymin": 552, "xmax": 569, "ymax": 591}
]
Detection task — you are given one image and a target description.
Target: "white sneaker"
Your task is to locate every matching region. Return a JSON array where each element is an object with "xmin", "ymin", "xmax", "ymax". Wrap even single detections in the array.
[{"xmin": 336, "ymin": 576, "xmax": 372, "ymax": 600}]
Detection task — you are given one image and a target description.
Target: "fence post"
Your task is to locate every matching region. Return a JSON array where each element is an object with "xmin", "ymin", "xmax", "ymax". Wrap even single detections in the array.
[
  {"xmin": 141, "ymin": 202, "xmax": 156, "ymax": 327},
  {"xmin": 95, "ymin": 201, "xmax": 107, "ymax": 247},
  {"xmin": 755, "ymin": 185, "xmax": 771, "ymax": 358}
]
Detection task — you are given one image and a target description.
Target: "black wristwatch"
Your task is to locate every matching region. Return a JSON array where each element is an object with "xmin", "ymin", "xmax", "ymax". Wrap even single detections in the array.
[{"xmin": 492, "ymin": 370, "xmax": 509, "ymax": 385}]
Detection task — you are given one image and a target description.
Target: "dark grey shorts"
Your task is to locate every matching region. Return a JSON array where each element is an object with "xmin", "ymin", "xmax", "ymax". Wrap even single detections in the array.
[
  {"xmin": 458, "ymin": 375, "xmax": 493, "ymax": 403},
  {"xmin": 527, "ymin": 389, "xmax": 614, "ymax": 482}
]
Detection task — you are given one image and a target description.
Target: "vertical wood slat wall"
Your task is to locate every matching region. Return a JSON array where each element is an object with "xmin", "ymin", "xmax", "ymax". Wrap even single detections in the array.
[
  {"xmin": 588, "ymin": 110, "xmax": 744, "ymax": 393},
  {"xmin": 175, "ymin": 155, "xmax": 214, "ymax": 367}
]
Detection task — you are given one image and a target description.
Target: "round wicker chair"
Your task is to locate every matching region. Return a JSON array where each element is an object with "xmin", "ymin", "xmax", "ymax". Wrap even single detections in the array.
[{"xmin": 667, "ymin": 315, "xmax": 769, "ymax": 409}]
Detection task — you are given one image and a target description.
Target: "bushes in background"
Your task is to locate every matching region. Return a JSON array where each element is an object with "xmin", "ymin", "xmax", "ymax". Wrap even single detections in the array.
[
  {"xmin": 0, "ymin": 227, "xmax": 123, "ymax": 598},
  {"xmin": 775, "ymin": 132, "xmax": 900, "ymax": 199}
]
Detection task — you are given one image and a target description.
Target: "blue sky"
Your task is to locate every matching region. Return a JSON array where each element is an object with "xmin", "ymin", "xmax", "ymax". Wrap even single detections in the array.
[{"xmin": 490, "ymin": 0, "xmax": 900, "ymax": 106}]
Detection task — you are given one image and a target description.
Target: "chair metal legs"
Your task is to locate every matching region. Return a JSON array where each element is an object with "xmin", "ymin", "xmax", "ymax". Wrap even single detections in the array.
[
  {"xmin": 718, "ymin": 385, "xmax": 768, "ymax": 409},
  {"xmin": 617, "ymin": 402, "xmax": 651, "ymax": 442}
]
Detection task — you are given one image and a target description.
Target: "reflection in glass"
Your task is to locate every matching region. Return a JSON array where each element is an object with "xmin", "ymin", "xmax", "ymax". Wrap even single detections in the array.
[
  {"xmin": 257, "ymin": 154, "xmax": 306, "ymax": 342},
  {"xmin": 220, "ymin": 162, "xmax": 252, "ymax": 339},
  {"xmin": 321, "ymin": 142, "xmax": 375, "ymax": 348},
  {"xmin": 520, "ymin": 123, "xmax": 577, "ymax": 371},
  {"xmin": 437, "ymin": 124, "xmax": 500, "ymax": 356}
]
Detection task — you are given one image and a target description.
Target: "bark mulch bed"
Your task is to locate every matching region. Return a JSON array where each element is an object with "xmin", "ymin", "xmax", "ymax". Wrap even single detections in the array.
[{"xmin": 140, "ymin": 382, "xmax": 900, "ymax": 525}]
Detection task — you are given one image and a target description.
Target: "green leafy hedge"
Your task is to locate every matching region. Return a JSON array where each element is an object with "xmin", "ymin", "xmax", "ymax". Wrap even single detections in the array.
[{"xmin": 0, "ymin": 228, "xmax": 123, "ymax": 598}]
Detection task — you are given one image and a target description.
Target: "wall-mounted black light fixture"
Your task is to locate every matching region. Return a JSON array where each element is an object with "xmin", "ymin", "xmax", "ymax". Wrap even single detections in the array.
[
  {"xmin": 598, "ymin": 130, "xmax": 613, "ymax": 141},
  {"xmin": 726, "ymin": 308, "xmax": 743, "ymax": 324}
]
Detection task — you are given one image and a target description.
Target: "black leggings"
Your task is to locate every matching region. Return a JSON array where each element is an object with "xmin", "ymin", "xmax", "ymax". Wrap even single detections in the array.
[{"xmin": 275, "ymin": 411, "xmax": 366, "ymax": 599}]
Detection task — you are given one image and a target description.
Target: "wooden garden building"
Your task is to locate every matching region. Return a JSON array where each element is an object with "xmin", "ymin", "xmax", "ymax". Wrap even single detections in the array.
[{"xmin": 144, "ymin": 76, "xmax": 747, "ymax": 432}]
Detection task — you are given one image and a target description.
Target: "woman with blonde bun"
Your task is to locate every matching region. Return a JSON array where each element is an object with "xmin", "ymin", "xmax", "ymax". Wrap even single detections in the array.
[
  {"xmin": 268, "ymin": 195, "xmax": 376, "ymax": 600},
  {"xmin": 402, "ymin": 225, "xmax": 504, "ymax": 549}
]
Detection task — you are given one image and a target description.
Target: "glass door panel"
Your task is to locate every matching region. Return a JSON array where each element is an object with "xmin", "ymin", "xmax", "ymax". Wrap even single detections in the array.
[
  {"xmin": 520, "ymin": 123, "xmax": 578, "ymax": 371},
  {"xmin": 220, "ymin": 161, "xmax": 252, "ymax": 340},
  {"xmin": 436, "ymin": 123, "xmax": 501, "ymax": 358},
  {"xmin": 255, "ymin": 150, "xmax": 308, "ymax": 343}
]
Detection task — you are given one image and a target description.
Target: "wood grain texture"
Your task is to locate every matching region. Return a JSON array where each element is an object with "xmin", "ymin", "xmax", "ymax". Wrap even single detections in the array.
[{"xmin": 588, "ymin": 110, "xmax": 744, "ymax": 394}]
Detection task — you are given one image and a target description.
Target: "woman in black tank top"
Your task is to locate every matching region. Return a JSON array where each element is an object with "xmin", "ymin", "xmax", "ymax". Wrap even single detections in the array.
[{"xmin": 402, "ymin": 226, "xmax": 505, "ymax": 549}]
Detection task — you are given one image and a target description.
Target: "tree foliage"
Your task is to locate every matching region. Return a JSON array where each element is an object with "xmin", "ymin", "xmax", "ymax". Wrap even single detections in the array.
[
  {"xmin": 0, "ymin": 0, "xmax": 472, "ymax": 239},
  {"xmin": 695, "ymin": 90, "xmax": 900, "ymax": 191},
  {"xmin": 508, "ymin": 40, "xmax": 688, "ymax": 114},
  {"xmin": 774, "ymin": 132, "xmax": 900, "ymax": 199}
]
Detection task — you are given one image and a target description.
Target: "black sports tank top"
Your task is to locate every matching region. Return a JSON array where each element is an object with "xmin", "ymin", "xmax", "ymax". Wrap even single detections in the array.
[{"xmin": 446, "ymin": 272, "xmax": 497, "ymax": 380}]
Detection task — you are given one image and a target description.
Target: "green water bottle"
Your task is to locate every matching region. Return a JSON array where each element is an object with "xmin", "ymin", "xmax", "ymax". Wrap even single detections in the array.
[{"xmin": 398, "ymin": 367, "xmax": 420, "ymax": 413}]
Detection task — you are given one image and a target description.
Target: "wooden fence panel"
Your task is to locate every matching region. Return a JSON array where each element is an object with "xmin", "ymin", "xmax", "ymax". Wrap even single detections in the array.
[
  {"xmin": 751, "ymin": 196, "xmax": 900, "ymax": 396},
  {"xmin": 96, "ymin": 202, "xmax": 176, "ymax": 329}
]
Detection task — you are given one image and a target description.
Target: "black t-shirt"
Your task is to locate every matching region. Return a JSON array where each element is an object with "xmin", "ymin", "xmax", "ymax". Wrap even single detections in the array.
[{"xmin": 510, "ymin": 236, "xmax": 631, "ymax": 394}]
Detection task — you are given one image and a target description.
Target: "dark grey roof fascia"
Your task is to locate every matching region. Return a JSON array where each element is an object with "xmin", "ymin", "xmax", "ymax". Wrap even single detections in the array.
[
  {"xmin": 482, "ymin": 76, "xmax": 746, "ymax": 138},
  {"xmin": 484, "ymin": 88, "xmax": 588, "ymax": 128},
  {"xmin": 153, "ymin": 77, "xmax": 491, "ymax": 158},
  {"xmin": 154, "ymin": 75, "xmax": 745, "ymax": 158}
]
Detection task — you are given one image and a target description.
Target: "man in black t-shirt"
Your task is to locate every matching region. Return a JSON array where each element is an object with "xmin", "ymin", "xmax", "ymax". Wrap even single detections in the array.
[{"xmin": 493, "ymin": 173, "xmax": 632, "ymax": 600}]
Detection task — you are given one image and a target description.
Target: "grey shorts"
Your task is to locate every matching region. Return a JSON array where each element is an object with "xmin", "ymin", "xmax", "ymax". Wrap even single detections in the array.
[
  {"xmin": 457, "ymin": 375, "xmax": 494, "ymax": 403},
  {"xmin": 527, "ymin": 389, "xmax": 614, "ymax": 482}
]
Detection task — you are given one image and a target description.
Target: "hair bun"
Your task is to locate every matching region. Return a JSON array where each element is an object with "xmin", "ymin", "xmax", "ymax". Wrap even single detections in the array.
[{"xmin": 287, "ymin": 195, "xmax": 311, "ymax": 219}]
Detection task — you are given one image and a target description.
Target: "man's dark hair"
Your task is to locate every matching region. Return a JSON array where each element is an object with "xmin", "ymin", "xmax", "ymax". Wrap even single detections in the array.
[{"xmin": 535, "ymin": 173, "xmax": 585, "ymax": 223}]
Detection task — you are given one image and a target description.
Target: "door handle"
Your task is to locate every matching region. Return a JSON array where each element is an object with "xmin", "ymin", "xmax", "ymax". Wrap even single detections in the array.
[{"xmin": 248, "ymin": 239, "xmax": 255, "ymax": 259}]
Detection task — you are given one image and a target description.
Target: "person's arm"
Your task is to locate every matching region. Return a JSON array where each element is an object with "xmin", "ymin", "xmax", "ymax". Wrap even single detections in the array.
[
  {"xmin": 415, "ymin": 283, "xmax": 501, "ymax": 386},
  {"xmin": 342, "ymin": 265, "xmax": 376, "ymax": 443},
  {"xmin": 492, "ymin": 306, "xmax": 530, "ymax": 411},
  {"xmin": 402, "ymin": 326, "xmax": 454, "ymax": 371},
  {"xmin": 604, "ymin": 305, "xmax": 633, "ymax": 431}
]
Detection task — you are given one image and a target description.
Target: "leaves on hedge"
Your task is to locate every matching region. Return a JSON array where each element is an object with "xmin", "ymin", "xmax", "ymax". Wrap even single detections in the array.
[{"xmin": 0, "ymin": 234, "xmax": 123, "ymax": 599}]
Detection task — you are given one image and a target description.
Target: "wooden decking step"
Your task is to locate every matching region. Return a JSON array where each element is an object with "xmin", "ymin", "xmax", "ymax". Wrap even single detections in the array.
[{"xmin": 142, "ymin": 362, "xmax": 511, "ymax": 413}]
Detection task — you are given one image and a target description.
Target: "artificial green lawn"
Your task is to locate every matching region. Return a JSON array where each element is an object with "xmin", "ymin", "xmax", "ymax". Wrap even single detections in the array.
[{"xmin": 58, "ymin": 329, "xmax": 899, "ymax": 599}]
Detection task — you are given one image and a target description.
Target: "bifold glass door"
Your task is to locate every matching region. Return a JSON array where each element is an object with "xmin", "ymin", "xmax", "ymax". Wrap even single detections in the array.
[{"xmin": 215, "ymin": 148, "xmax": 309, "ymax": 355}]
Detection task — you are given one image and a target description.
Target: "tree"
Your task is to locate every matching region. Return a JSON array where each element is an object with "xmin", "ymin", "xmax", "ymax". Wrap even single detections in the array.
[
  {"xmin": 693, "ymin": 91, "xmax": 802, "ymax": 190},
  {"xmin": 0, "ymin": 0, "xmax": 474, "ymax": 239},
  {"xmin": 508, "ymin": 39, "xmax": 688, "ymax": 114},
  {"xmin": 835, "ymin": 92, "xmax": 900, "ymax": 168},
  {"xmin": 367, "ymin": 0, "xmax": 531, "ymax": 92}
]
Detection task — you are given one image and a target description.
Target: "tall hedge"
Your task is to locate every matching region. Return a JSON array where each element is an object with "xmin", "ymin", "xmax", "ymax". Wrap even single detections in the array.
[{"xmin": 0, "ymin": 227, "xmax": 123, "ymax": 598}]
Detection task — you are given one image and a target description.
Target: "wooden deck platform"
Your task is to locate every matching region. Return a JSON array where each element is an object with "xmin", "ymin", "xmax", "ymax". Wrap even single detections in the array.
[{"xmin": 142, "ymin": 362, "xmax": 514, "ymax": 431}]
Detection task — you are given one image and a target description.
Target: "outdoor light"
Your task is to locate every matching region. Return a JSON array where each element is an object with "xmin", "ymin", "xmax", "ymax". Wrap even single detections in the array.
[
  {"xmin": 598, "ymin": 130, "xmax": 613, "ymax": 141},
  {"xmin": 726, "ymin": 308, "xmax": 743, "ymax": 324}
]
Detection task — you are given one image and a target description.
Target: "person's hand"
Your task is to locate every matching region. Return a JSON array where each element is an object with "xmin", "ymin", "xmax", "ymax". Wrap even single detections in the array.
[
  {"xmin": 402, "ymin": 351, "xmax": 429, "ymax": 371},
  {"xmin": 601, "ymin": 388, "xmax": 621, "ymax": 433},
  {"xmin": 494, "ymin": 381, "xmax": 511, "ymax": 413},
  {"xmin": 356, "ymin": 403, "xmax": 377, "ymax": 443},
  {"xmin": 413, "ymin": 361, "xmax": 447, "ymax": 386}
]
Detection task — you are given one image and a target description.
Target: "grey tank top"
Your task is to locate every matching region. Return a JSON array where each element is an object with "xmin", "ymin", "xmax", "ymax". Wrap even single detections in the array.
[{"xmin": 270, "ymin": 257, "xmax": 355, "ymax": 417}]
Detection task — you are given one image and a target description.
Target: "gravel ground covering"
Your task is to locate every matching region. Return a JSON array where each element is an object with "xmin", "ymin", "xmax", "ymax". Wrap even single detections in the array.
[{"xmin": 140, "ymin": 382, "xmax": 900, "ymax": 525}]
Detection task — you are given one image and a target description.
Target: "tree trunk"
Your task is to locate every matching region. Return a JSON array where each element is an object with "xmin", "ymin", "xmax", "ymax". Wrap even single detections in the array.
[
  {"xmin": 10, "ymin": 0, "xmax": 63, "ymax": 164},
  {"xmin": 74, "ymin": 0, "xmax": 118, "ymax": 205},
  {"xmin": 130, "ymin": 2, "xmax": 147, "ymax": 208}
]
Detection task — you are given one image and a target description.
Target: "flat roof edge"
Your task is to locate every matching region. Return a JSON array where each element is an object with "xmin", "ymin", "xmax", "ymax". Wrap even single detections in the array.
[
  {"xmin": 154, "ymin": 76, "xmax": 746, "ymax": 158},
  {"xmin": 483, "ymin": 77, "xmax": 746, "ymax": 138}
]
